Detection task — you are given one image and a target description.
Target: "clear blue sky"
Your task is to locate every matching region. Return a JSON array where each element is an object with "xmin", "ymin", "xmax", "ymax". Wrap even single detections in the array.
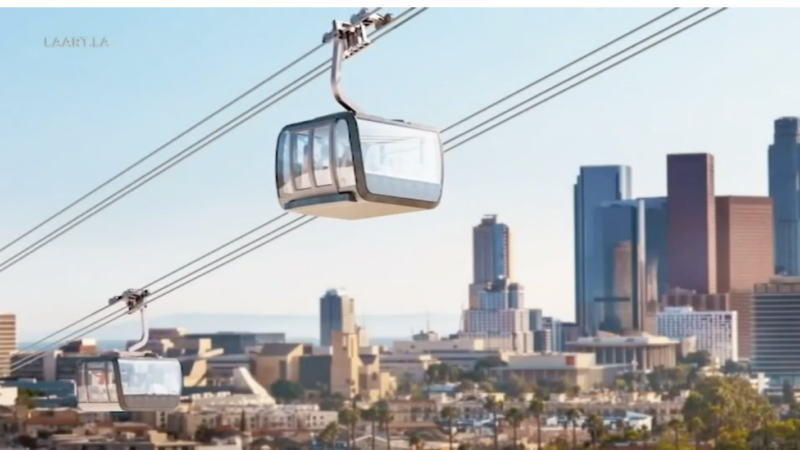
[{"xmin": 0, "ymin": 8, "xmax": 797, "ymax": 336}]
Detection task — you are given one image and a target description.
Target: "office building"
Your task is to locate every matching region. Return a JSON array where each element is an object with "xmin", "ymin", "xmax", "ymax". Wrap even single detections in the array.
[
  {"xmin": 0, "ymin": 313, "xmax": 16, "ymax": 377},
  {"xmin": 657, "ymin": 307, "xmax": 738, "ymax": 363},
  {"xmin": 574, "ymin": 165, "xmax": 633, "ymax": 333},
  {"xmin": 529, "ymin": 309, "xmax": 543, "ymax": 331},
  {"xmin": 594, "ymin": 199, "xmax": 656, "ymax": 335},
  {"xmin": 667, "ymin": 153, "xmax": 717, "ymax": 293},
  {"xmin": 469, "ymin": 215, "xmax": 513, "ymax": 309},
  {"xmin": 463, "ymin": 278, "xmax": 533, "ymax": 353},
  {"xmin": 662, "ymin": 290, "xmax": 729, "ymax": 311},
  {"xmin": 567, "ymin": 335, "xmax": 679, "ymax": 371},
  {"xmin": 715, "ymin": 195, "xmax": 774, "ymax": 360},
  {"xmin": 642, "ymin": 197, "xmax": 669, "ymax": 297},
  {"xmin": 716, "ymin": 196, "xmax": 774, "ymax": 292},
  {"xmin": 543, "ymin": 317, "xmax": 564, "ymax": 351},
  {"xmin": 768, "ymin": 117, "xmax": 800, "ymax": 275},
  {"xmin": 752, "ymin": 278, "xmax": 800, "ymax": 385},
  {"xmin": 533, "ymin": 329, "xmax": 552, "ymax": 352},
  {"xmin": 320, "ymin": 289, "xmax": 357, "ymax": 347}
]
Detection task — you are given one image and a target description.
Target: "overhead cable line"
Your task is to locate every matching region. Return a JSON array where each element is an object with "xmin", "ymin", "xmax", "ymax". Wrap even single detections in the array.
[
  {"xmin": 0, "ymin": 7, "xmax": 424, "ymax": 277},
  {"xmin": 12, "ymin": 7, "xmax": 725, "ymax": 374}
]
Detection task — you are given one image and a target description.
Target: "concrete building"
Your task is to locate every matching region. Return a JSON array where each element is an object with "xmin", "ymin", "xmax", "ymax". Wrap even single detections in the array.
[
  {"xmin": 657, "ymin": 307, "xmax": 738, "ymax": 363},
  {"xmin": 752, "ymin": 278, "xmax": 800, "ymax": 386},
  {"xmin": 667, "ymin": 153, "xmax": 717, "ymax": 294},
  {"xmin": 0, "ymin": 313, "xmax": 17, "ymax": 377},
  {"xmin": 391, "ymin": 335, "xmax": 506, "ymax": 371},
  {"xmin": 469, "ymin": 215, "xmax": 513, "ymax": 309},
  {"xmin": 251, "ymin": 343, "xmax": 310, "ymax": 388},
  {"xmin": 574, "ymin": 165, "xmax": 633, "ymax": 334},
  {"xmin": 566, "ymin": 334, "xmax": 679, "ymax": 370},
  {"xmin": 768, "ymin": 117, "xmax": 800, "ymax": 275},
  {"xmin": 715, "ymin": 195, "xmax": 774, "ymax": 360},
  {"xmin": 493, "ymin": 353, "xmax": 624, "ymax": 391},
  {"xmin": 463, "ymin": 277, "xmax": 534, "ymax": 352},
  {"xmin": 319, "ymin": 289, "xmax": 356, "ymax": 347}
]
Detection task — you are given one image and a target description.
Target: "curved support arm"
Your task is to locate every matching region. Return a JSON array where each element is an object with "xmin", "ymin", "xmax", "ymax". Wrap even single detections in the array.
[
  {"xmin": 330, "ymin": 21, "xmax": 362, "ymax": 114},
  {"xmin": 127, "ymin": 308, "xmax": 149, "ymax": 352}
]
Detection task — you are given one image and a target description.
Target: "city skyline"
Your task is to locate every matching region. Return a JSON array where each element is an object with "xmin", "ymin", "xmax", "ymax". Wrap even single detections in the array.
[{"xmin": 3, "ymin": 8, "xmax": 800, "ymax": 335}]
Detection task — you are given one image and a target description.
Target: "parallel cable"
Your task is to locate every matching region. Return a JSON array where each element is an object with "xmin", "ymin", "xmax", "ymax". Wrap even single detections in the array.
[
  {"xmin": 0, "ymin": 42, "xmax": 325, "ymax": 258},
  {"xmin": 0, "ymin": 7, "xmax": 422, "ymax": 277},
  {"xmin": 12, "ymin": 7, "xmax": 725, "ymax": 373},
  {"xmin": 10, "ymin": 8, "xmax": 426, "ymax": 371}
]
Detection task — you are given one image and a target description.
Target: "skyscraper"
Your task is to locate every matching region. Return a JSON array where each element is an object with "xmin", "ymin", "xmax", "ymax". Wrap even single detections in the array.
[
  {"xmin": 642, "ymin": 197, "xmax": 669, "ymax": 297},
  {"xmin": 667, "ymin": 153, "xmax": 717, "ymax": 293},
  {"xmin": 469, "ymin": 215, "xmax": 513, "ymax": 309},
  {"xmin": 574, "ymin": 165, "xmax": 632, "ymax": 334},
  {"xmin": 319, "ymin": 289, "xmax": 356, "ymax": 347},
  {"xmin": 768, "ymin": 117, "xmax": 800, "ymax": 275},
  {"xmin": 716, "ymin": 196, "xmax": 774, "ymax": 292},
  {"xmin": 716, "ymin": 195, "xmax": 774, "ymax": 360},
  {"xmin": 594, "ymin": 199, "xmax": 656, "ymax": 335}
]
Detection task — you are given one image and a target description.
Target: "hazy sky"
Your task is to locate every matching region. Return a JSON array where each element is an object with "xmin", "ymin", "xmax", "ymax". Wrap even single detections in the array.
[{"xmin": 0, "ymin": 8, "xmax": 796, "ymax": 337}]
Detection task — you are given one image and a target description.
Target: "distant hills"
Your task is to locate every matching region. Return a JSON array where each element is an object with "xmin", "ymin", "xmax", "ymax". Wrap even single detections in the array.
[{"xmin": 20, "ymin": 312, "xmax": 462, "ymax": 342}]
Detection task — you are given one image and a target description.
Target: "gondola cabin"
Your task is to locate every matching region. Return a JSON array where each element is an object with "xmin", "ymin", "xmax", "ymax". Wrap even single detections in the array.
[
  {"xmin": 275, "ymin": 111, "xmax": 444, "ymax": 219},
  {"xmin": 76, "ymin": 354, "xmax": 183, "ymax": 412}
]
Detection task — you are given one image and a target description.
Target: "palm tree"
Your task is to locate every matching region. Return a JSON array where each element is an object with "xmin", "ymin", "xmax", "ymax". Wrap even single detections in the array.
[
  {"xmin": 564, "ymin": 407, "xmax": 582, "ymax": 450},
  {"xmin": 505, "ymin": 407, "xmax": 525, "ymax": 449},
  {"xmin": 667, "ymin": 419, "xmax": 682, "ymax": 450},
  {"xmin": 585, "ymin": 413, "xmax": 604, "ymax": 449},
  {"xmin": 484, "ymin": 397, "xmax": 501, "ymax": 450},
  {"xmin": 440, "ymin": 406, "xmax": 457, "ymax": 450},
  {"xmin": 362, "ymin": 406, "xmax": 378, "ymax": 450},
  {"xmin": 686, "ymin": 417, "xmax": 703, "ymax": 450},
  {"xmin": 319, "ymin": 422, "xmax": 338, "ymax": 450},
  {"xmin": 528, "ymin": 398, "xmax": 545, "ymax": 450},
  {"xmin": 376, "ymin": 400, "xmax": 394, "ymax": 450},
  {"xmin": 338, "ymin": 407, "xmax": 358, "ymax": 450}
]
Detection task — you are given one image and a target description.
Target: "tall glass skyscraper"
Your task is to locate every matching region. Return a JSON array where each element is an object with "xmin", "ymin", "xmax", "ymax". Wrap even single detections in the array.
[
  {"xmin": 469, "ymin": 215, "xmax": 513, "ymax": 309},
  {"xmin": 574, "ymin": 165, "xmax": 632, "ymax": 335},
  {"xmin": 319, "ymin": 289, "xmax": 356, "ymax": 347},
  {"xmin": 642, "ymin": 197, "xmax": 669, "ymax": 297},
  {"xmin": 768, "ymin": 117, "xmax": 800, "ymax": 275}
]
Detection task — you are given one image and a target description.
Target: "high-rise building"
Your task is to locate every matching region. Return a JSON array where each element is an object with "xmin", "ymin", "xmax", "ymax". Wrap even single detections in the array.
[
  {"xmin": 593, "ymin": 199, "xmax": 658, "ymax": 335},
  {"xmin": 667, "ymin": 153, "xmax": 717, "ymax": 294},
  {"xmin": 642, "ymin": 197, "xmax": 669, "ymax": 297},
  {"xmin": 469, "ymin": 215, "xmax": 513, "ymax": 309},
  {"xmin": 319, "ymin": 289, "xmax": 356, "ymax": 347},
  {"xmin": 463, "ymin": 277, "xmax": 533, "ymax": 353},
  {"xmin": 0, "ymin": 313, "xmax": 16, "ymax": 377},
  {"xmin": 657, "ymin": 307, "xmax": 738, "ymax": 363},
  {"xmin": 528, "ymin": 309, "xmax": 543, "ymax": 331},
  {"xmin": 715, "ymin": 196, "xmax": 774, "ymax": 360},
  {"xmin": 752, "ymin": 278, "xmax": 800, "ymax": 385},
  {"xmin": 768, "ymin": 117, "xmax": 800, "ymax": 276},
  {"xmin": 574, "ymin": 165, "xmax": 632, "ymax": 333},
  {"xmin": 716, "ymin": 196, "xmax": 774, "ymax": 292}
]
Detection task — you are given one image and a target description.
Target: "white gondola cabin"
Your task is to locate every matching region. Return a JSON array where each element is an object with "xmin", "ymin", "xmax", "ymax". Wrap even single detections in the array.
[
  {"xmin": 274, "ymin": 11, "xmax": 445, "ymax": 220},
  {"xmin": 76, "ymin": 353, "xmax": 183, "ymax": 412},
  {"xmin": 275, "ymin": 111, "xmax": 443, "ymax": 219}
]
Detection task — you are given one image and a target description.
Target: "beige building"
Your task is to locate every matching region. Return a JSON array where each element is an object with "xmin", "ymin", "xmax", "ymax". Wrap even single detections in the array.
[
  {"xmin": 567, "ymin": 334, "xmax": 679, "ymax": 370},
  {"xmin": 492, "ymin": 353, "xmax": 622, "ymax": 391},
  {"xmin": 252, "ymin": 343, "xmax": 309, "ymax": 387},
  {"xmin": 329, "ymin": 330, "xmax": 396, "ymax": 400},
  {"xmin": 0, "ymin": 313, "xmax": 16, "ymax": 377}
]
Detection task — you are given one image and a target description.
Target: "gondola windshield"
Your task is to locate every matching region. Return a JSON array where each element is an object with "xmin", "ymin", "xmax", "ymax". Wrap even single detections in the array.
[
  {"xmin": 118, "ymin": 358, "xmax": 182, "ymax": 397},
  {"xmin": 356, "ymin": 117, "xmax": 442, "ymax": 202}
]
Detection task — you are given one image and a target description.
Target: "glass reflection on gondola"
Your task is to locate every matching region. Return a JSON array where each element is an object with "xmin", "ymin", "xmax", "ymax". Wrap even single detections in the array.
[{"xmin": 274, "ymin": 12, "xmax": 443, "ymax": 220}]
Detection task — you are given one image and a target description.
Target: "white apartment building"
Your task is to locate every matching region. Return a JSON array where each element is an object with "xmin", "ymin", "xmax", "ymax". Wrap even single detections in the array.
[
  {"xmin": 657, "ymin": 307, "xmax": 738, "ymax": 363},
  {"xmin": 463, "ymin": 309, "xmax": 534, "ymax": 352}
]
